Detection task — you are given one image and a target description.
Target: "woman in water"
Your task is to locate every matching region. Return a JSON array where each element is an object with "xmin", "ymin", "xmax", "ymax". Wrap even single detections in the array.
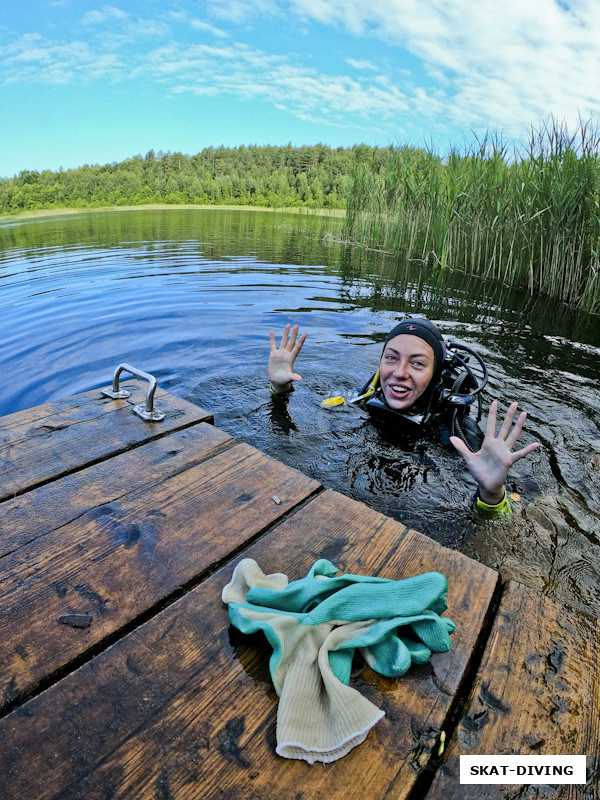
[{"xmin": 268, "ymin": 320, "xmax": 540, "ymax": 515}]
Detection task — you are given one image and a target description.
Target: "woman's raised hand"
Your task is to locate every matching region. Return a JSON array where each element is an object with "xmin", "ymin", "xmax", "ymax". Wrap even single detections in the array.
[
  {"xmin": 450, "ymin": 400, "xmax": 540, "ymax": 504},
  {"xmin": 268, "ymin": 323, "xmax": 307, "ymax": 394}
]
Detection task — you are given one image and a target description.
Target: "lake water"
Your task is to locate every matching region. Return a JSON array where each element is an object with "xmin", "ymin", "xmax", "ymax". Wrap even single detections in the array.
[{"xmin": 1, "ymin": 207, "xmax": 599, "ymax": 616}]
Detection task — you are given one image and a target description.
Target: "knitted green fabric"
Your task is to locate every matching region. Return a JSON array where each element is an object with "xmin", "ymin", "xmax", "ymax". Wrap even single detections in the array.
[
  {"xmin": 246, "ymin": 558, "xmax": 449, "ymax": 620},
  {"xmin": 222, "ymin": 559, "xmax": 455, "ymax": 764}
]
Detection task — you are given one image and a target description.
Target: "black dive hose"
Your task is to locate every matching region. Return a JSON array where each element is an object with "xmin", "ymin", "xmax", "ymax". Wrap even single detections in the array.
[
  {"xmin": 452, "ymin": 409, "xmax": 476, "ymax": 451},
  {"xmin": 449, "ymin": 371, "xmax": 477, "ymax": 451},
  {"xmin": 446, "ymin": 343, "xmax": 488, "ymax": 397},
  {"xmin": 446, "ymin": 343, "xmax": 488, "ymax": 451}
]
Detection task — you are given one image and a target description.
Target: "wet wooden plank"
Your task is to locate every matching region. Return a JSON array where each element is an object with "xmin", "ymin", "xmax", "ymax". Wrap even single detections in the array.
[
  {"xmin": 0, "ymin": 490, "xmax": 498, "ymax": 800},
  {"xmin": 426, "ymin": 581, "xmax": 600, "ymax": 799},
  {"xmin": 0, "ymin": 423, "xmax": 232, "ymax": 558},
  {"xmin": 0, "ymin": 382, "xmax": 213, "ymax": 502},
  {"xmin": 0, "ymin": 442, "xmax": 321, "ymax": 711}
]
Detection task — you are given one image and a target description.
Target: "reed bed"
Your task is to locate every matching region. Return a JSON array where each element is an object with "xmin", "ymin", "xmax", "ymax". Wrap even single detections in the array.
[{"xmin": 343, "ymin": 119, "xmax": 600, "ymax": 314}]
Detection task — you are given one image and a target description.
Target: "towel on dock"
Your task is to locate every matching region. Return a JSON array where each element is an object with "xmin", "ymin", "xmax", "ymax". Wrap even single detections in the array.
[{"xmin": 222, "ymin": 558, "xmax": 455, "ymax": 764}]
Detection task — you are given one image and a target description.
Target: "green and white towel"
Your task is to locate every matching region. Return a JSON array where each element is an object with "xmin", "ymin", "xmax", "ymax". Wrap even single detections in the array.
[{"xmin": 222, "ymin": 558, "xmax": 455, "ymax": 764}]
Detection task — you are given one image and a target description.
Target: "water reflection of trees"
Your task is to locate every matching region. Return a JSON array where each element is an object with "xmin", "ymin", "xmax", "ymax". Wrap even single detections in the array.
[
  {"xmin": 336, "ymin": 245, "xmax": 600, "ymax": 346},
  {"xmin": 0, "ymin": 208, "xmax": 343, "ymax": 275}
]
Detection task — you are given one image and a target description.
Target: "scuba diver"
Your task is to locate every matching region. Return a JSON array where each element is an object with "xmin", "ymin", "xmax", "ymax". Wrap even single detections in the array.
[{"xmin": 268, "ymin": 319, "xmax": 540, "ymax": 516}]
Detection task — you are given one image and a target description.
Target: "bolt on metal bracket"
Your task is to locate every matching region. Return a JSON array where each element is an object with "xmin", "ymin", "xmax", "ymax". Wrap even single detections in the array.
[{"xmin": 101, "ymin": 363, "xmax": 165, "ymax": 421}]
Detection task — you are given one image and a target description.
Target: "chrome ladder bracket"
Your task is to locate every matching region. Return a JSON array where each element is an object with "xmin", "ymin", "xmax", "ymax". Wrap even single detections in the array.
[{"xmin": 102, "ymin": 363, "xmax": 166, "ymax": 422}]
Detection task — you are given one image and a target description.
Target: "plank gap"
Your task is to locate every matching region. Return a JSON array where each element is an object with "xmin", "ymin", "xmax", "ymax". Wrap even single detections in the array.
[{"xmin": 399, "ymin": 576, "xmax": 506, "ymax": 800}]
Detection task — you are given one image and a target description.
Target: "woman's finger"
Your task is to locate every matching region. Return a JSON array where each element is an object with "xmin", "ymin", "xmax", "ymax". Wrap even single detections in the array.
[
  {"xmin": 288, "ymin": 324, "xmax": 299, "ymax": 350},
  {"xmin": 449, "ymin": 435, "xmax": 472, "ymax": 461},
  {"xmin": 279, "ymin": 323, "xmax": 291, "ymax": 349},
  {"xmin": 498, "ymin": 401, "xmax": 518, "ymax": 440},
  {"xmin": 510, "ymin": 441, "xmax": 540, "ymax": 463},
  {"xmin": 485, "ymin": 399, "xmax": 498, "ymax": 438},
  {"xmin": 506, "ymin": 411, "xmax": 527, "ymax": 450},
  {"xmin": 292, "ymin": 331, "xmax": 306, "ymax": 356}
]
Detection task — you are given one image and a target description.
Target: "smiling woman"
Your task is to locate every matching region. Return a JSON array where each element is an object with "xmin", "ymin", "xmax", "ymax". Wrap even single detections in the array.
[
  {"xmin": 379, "ymin": 342, "xmax": 433, "ymax": 405},
  {"xmin": 378, "ymin": 320, "xmax": 442, "ymax": 410},
  {"xmin": 268, "ymin": 319, "xmax": 540, "ymax": 513}
]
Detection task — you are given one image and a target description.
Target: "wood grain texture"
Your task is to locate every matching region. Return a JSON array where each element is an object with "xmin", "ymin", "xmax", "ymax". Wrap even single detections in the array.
[
  {"xmin": 0, "ymin": 490, "xmax": 498, "ymax": 800},
  {"xmin": 0, "ymin": 442, "xmax": 321, "ymax": 710},
  {"xmin": 0, "ymin": 383, "xmax": 213, "ymax": 501},
  {"xmin": 427, "ymin": 580, "xmax": 600, "ymax": 800},
  {"xmin": 0, "ymin": 423, "xmax": 232, "ymax": 558}
]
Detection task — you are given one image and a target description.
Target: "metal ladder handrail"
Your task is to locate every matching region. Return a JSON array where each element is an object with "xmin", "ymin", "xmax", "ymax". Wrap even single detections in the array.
[{"xmin": 101, "ymin": 363, "xmax": 165, "ymax": 421}]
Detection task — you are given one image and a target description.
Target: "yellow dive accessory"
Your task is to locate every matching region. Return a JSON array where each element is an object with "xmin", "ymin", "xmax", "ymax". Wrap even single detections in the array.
[
  {"xmin": 320, "ymin": 395, "xmax": 346, "ymax": 408},
  {"xmin": 321, "ymin": 371, "xmax": 381, "ymax": 409}
]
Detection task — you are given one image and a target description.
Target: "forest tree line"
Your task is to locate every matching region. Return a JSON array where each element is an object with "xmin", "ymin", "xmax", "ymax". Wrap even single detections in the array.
[
  {"xmin": 0, "ymin": 144, "xmax": 395, "ymax": 213},
  {"xmin": 2, "ymin": 126, "xmax": 599, "ymax": 312}
]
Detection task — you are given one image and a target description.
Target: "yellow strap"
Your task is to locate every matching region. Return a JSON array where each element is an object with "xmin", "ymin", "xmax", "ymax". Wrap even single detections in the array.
[
  {"xmin": 365, "ymin": 369, "xmax": 379, "ymax": 398},
  {"xmin": 476, "ymin": 487, "xmax": 512, "ymax": 516},
  {"xmin": 352, "ymin": 370, "xmax": 380, "ymax": 404}
]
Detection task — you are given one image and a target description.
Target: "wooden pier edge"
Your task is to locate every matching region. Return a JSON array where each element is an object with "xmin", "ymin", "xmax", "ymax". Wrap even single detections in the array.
[
  {"xmin": 0, "ymin": 385, "xmax": 597, "ymax": 800},
  {"xmin": 424, "ymin": 580, "xmax": 600, "ymax": 800}
]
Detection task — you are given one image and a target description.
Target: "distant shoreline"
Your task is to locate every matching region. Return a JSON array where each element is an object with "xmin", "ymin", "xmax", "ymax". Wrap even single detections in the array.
[{"xmin": 0, "ymin": 204, "xmax": 346, "ymax": 223}]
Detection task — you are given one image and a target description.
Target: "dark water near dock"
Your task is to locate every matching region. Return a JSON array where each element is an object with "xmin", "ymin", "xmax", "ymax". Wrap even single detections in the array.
[{"xmin": 1, "ymin": 208, "xmax": 599, "ymax": 616}]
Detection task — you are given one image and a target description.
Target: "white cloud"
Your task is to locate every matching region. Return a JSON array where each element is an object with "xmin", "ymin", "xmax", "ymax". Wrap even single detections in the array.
[
  {"xmin": 2, "ymin": 0, "xmax": 599, "ymax": 142},
  {"xmin": 189, "ymin": 20, "xmax": 229, "ymax": 38},
  {"xmin": 284, "ymin": 0, "xmax": 600, "ymax": 135},
  {"xmin": 202, "ymin": 0, "xmax": 280, "ymax": 24},
  {"xmin": 0, "ymin": 33, "xmax": 123, "ymax": 84},
  {"xmin": 81, "ymin": 8, "xmax": 168, "ymax": 42},
  {"xmin": 166, "ymin": 10, "xmax": 229, "ymax": 38},
  {"xmin": 82, "ymin": 5, "xmax": 128, "ymax": 25},
  {"xmin": 138, "ymin": 41, "xmax": 417, "ymax": 125},
  {"xmin": 346, "ymin": 58, "xmax": 377, "ymax": 71}
]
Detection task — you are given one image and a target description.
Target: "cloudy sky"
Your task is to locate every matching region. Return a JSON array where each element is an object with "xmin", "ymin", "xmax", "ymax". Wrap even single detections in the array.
[{"xmin": 1, "ymin": 0, "xmax": 598, "ymax": 177}]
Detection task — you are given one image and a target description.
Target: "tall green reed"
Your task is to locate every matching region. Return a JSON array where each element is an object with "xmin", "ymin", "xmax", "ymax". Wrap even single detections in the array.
[{"xmin": 343, "ymin": 119, "xmax": 600, "ymax": 314}]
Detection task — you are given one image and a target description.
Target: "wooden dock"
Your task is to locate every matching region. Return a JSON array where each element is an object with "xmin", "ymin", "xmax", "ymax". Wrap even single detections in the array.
[{"xmin": 0, "ymin": 380, "xmax": 597, "ymax": 799}]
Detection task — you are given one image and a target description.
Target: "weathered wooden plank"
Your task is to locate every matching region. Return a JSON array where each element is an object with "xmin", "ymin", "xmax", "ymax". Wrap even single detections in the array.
[
  {"xmin": 0, "ymin": 383, "xmax": 193, "ymax": 443},
  {"xmin": 0, "ymin": 490, "xmax": 498, "ymax": 800},
  {"xmin": 426, "ymin": 581, "xmax": 600, "ymax": 799},
  {"xmin": 0, "ymin": 383, "xmax": 213, "ymax": 502},
  {"xmin": 0, "ymin": 422, "xmax": 232, "ymax": 558},
  {"xmin": 0, "ymin": 442, "xmax": 321, "ymax": 711}
]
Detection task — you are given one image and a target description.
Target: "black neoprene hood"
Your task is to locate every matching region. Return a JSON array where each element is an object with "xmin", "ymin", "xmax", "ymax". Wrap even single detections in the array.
[{"xmin": 382, "ymin": 318, "xmax": 446, "ymax": 379}]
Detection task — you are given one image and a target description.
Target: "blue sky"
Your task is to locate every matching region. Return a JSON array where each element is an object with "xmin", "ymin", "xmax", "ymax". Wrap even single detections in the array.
[{"xmin": 1, "ymin": 0, "xmax": 598, "ymax": 178}]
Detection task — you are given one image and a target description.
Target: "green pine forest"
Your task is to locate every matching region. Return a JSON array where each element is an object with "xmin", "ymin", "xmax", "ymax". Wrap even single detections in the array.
[
  {"xmin": 0, "ymin": 144, "xmax": 372, "ymax": 212},
  {"xmin": 1, "ymin": 124, "xmax": 600, "ymax": 313}
]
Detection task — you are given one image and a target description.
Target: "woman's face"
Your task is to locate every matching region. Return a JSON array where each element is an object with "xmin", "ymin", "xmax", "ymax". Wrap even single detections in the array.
[{"xmin": 378, "ymin": 334, "xmax": 435, "ymax": 410}]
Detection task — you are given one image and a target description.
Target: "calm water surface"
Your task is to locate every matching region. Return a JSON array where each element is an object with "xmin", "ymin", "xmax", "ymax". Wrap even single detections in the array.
[{"xmin": 1, "ymin": 208, "xmax": 599, "ymax": 616}]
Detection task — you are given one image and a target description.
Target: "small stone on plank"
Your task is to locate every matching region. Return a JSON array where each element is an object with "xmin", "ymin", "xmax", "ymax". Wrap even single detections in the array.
[{"xmin": 58, "ymin": 613, "xmax": 93, "ymax": 628}]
